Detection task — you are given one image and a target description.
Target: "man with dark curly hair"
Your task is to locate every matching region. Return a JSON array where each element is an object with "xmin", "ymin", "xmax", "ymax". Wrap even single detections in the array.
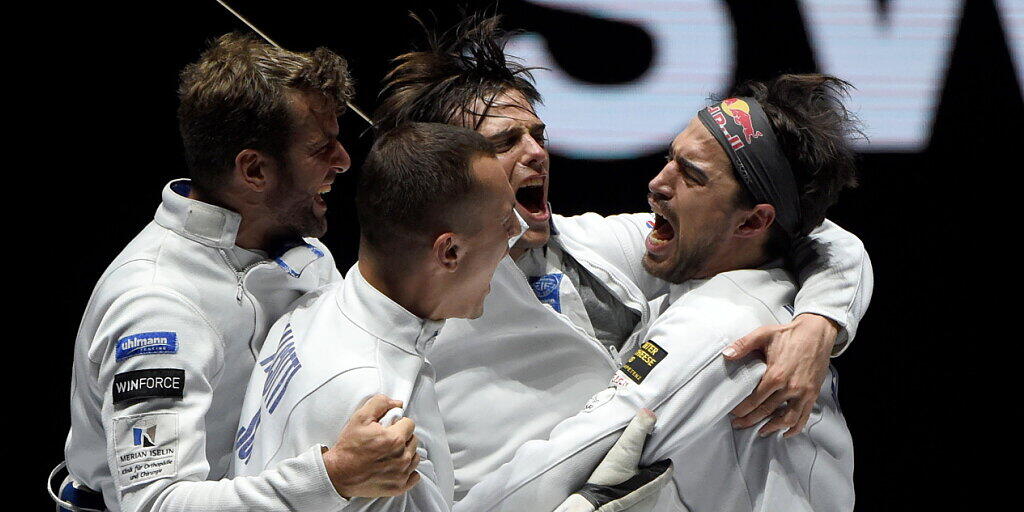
[
  {"xmin": 457, "ymin": 74, "xmax": 863, "ymax": 512},
  {"xmin": 374, "ymin": 15, "xmax": 873, "ymax": 501},
  {"xmin": 55, "ymin": 34, "xmax": 419, "ymax": 512}
]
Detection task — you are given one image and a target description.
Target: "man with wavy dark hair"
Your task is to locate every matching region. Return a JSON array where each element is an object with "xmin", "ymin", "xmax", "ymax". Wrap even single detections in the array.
[
  {"xmin": 458, "ymin": 73, "xmax": 863, "ymax": 512},
  {"xmin": 374, "ymin": 15, "xmax": 873, "ymax": 500},
  {"xmin": 55, "ymin": 34, "xmax": 418, "ymax": 512}
]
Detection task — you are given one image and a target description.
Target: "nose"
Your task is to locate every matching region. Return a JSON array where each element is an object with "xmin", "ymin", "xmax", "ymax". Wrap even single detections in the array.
[
  {"xmin": 648, "ymin": 163, "xmax": 674, "ymax": 200},
  {"xmin": 520, "ymin": 134, "xmax": 548, "ymax": 172},
  {"xmin": 330, "ymin": 140, "xmax": 351, "ymax": 173}
]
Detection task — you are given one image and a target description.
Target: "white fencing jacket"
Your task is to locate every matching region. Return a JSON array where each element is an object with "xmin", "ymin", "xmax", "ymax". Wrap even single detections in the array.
[
  {"xmin": 230, "ymin": 264, "xmax": 453, "ymax": 512},
  {"xmin": 430, "ymin": 212, "xmax": 871, "ymax": 499},
  {"xmin": 63, "ymin": 180, "xmax": 343, "ymax": 512},
  {"xmin": 456, "ymin": 265, "xmax": 854, "ymax": 512}
]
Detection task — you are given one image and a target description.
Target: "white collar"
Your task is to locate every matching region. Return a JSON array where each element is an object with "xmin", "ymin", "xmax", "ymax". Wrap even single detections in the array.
[{"xmin": 338, "ymin": 263, "xmax": 445, "ymax": 355}]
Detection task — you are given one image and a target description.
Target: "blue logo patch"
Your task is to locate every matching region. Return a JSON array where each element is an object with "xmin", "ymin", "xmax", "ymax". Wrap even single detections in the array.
[
  {"xmin": 116, "ymin": 332, "xmax": 178, "ymax": 361},
  {"xmin": 529, "ymin": 273, "xmax": 564, "ymax": 313}
]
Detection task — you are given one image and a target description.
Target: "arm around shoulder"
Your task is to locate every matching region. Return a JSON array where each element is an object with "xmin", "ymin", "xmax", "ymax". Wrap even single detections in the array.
[{"xmin": 790, "ymin": 219, "xmax": 874, "ymax": 350}]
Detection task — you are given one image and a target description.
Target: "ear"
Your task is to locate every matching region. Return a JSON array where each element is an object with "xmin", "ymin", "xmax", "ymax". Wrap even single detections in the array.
[
  {"xmin": 234, "ymin": 149, "xmax": 272, "ymax": 192},
  {"xmin": 432, "ymin": 232, "xmax": 460, "ymax": 272},
  {"xmin": 735, "ymin": 204, "xmax": 775, "ymax": 238}
]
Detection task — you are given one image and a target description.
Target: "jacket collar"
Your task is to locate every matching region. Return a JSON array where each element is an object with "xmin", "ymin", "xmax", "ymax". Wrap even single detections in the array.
[
  {"xmin": 154, "ymin": 179, "xmax": 243, "ymax": 249},
  {"xmin": 667, "ymin": 258, "xmax": 786, "ymax": 303},
  {"xmin": 339, "ymin": 263, "xmax": 445, "ymax": 355},
  {"xmin": 155, "ymin": 179, "xmax": 325, "ymax": 276}
]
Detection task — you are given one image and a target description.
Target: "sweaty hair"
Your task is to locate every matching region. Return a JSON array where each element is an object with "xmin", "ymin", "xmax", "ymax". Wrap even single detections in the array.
[
  {"xmin": 726, "ymin": 74, "xmax": 861, "ymax": 255},
  {"xmin": 177, "ymin": 32, "xmax": 354, "ymax": 194},
  {"xmin": 357, "ymin": 122, "xmax": 497, "ymax": 255},
  {"xmin": 374, "ymin": 13, "xmax": 542, "ymax": 134}
]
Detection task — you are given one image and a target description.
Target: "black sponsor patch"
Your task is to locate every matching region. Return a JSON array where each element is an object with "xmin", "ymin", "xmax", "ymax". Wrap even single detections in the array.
[
  {"xmin": 112, "ymin": 369, "xmax": 185, "ymax": 404},
  {"xmin": 619, "ymin": 340, "xmax": 668, "ymax": 385}
]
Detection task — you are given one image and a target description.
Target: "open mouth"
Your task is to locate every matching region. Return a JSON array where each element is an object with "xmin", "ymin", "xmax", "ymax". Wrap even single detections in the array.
[
  {"xmin": 650, "ymin": 213, "xmax": 675, "ymax": 242},
  {"xmin": 515, "ymin": 176, "xmax": 547, "ymax": 215},
  {"xmin": 651, "ymin": 211, "xmax": 675, "ymax": 243},
  {"xmin": 314, "ymin": 184, "xmax": 331, "ymax": 207}
]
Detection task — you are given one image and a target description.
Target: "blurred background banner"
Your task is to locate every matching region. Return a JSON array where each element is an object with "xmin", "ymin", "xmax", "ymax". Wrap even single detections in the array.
[
  {"xmin": 508, "ymin": 0, "xmax": 980, "ymax": 157},
  {"xmin": 31, "ymin": 0, "xmax": 1017, "ymax": 508}
]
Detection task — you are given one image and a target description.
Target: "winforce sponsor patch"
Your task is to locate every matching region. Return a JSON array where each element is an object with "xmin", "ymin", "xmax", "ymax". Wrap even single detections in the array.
[
  {"xmin": 113, "ymin": 413, "xmax": 178, "ymax": 489},
  {"xmin": 116, "ymin": 331, "xmax": 178, "ymax": 361},
  {"xmin": 617, "ymin": 340, "xmax": 668, "ymax": 386},
  {"xmin": 113, "ymin": 369, "xmax": 185, "ymax": 405}
]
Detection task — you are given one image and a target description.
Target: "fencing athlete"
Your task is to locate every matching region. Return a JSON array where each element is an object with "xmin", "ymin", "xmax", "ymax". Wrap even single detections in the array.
[
  {"xmin": 372, "ymin": 15, "xmax": 873, "ymax": 499},
  {"xmin": 55, "ymin": 34, "xmax": 419, "ymax": 512},
  {"xmin": 229, "ymin": 123, "xmax": 520, "ymax": 508},
  {"xmin": 456, "ymin": 74, "xmax": 862, "ymax": 512}
]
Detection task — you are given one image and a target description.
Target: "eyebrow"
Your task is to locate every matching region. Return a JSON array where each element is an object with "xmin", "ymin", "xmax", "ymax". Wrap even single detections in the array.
[
  {"xmin": 487, "ymin": 122, "xmax": 546, "ymax": 141},
  {"xmin": 670, "ymin": 147, "xmax": 710, "ymax": 184}
]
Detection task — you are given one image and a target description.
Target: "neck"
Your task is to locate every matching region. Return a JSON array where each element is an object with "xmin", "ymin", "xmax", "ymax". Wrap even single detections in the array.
[
  {"xmin": 189, "ymin": 186, "xmax": 284, "ymax": 253},
  {"xmin": 695, "ymin": 237, "xmax": 770, "ymax": 279},
  {"xmin": 359, "ymin": 245, "xmax": 444, "ymax": 321}
]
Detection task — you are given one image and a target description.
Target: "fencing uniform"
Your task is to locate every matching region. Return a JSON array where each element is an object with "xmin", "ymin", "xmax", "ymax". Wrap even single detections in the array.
[
  {"xmin": 231, "ymin": 264, "xmax": 453, "ymax": 512},
  {"xmin": 430, "ymin": 211, "xmax": 871, "ymax": 499},
  {"xmin": 456, "ymin": 264, "xmax": 854, "ymax": 512},
  {"xmin": 62, "ymin": 179, "xmax": 342, "ymax": 512}
]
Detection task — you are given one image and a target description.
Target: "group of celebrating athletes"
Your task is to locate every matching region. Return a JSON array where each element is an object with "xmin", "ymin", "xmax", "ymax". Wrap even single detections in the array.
[{"xmin": 52, "ymin": 13, "xmax": 872, "ymax": 512}]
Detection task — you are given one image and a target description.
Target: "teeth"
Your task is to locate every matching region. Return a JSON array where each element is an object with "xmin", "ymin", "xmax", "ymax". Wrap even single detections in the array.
[
  {"xmin": 317, "ymin": 185, "xmax": 332, "ymax": 195},
  {"xmin": 648, "ymin": 232, "xmax": 670, "ymax": 245},
  {"xmin": 520, "ymin": 176, "xmax": 544, "ymax": 188}
]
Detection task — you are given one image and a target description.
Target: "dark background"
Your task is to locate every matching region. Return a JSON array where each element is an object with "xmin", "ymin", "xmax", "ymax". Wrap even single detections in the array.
[{"xmin": 35, "ymin": 0, "xmax": 1016, "ymax": 508}]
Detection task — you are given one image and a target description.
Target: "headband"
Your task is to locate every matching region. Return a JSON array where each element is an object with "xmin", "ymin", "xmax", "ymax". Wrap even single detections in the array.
[{"xmin": 697, "ymin": 97, "xmax": 800, "ymax": 236}]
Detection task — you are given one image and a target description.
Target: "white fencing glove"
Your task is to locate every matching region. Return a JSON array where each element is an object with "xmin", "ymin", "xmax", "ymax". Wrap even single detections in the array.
[{"xmin": 553, "ymin": 409, "xmax": 674, "ymax": 512}]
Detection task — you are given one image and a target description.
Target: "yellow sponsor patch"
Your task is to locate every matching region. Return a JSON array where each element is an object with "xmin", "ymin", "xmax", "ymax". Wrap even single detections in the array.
[{"xmin": 619, "ymin": 340, "xmax": 668, "ymax": 385}]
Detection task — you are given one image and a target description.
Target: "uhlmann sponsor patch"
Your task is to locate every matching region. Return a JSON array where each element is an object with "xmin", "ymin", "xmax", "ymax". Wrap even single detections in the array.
[
  {"xmin": 114, "ymin": 413, "xmax": 179, "ymax": 489},
  {"xmin": 116, "ymin": 332, "xmax": 178, "ymax": 361},
  {"xmin": 112, "ymin": 369, "xmax": 185, "ymax": 405},
  {"xmin": 614, "ymin": 340, "xmax": 668, "ymax": 387}
]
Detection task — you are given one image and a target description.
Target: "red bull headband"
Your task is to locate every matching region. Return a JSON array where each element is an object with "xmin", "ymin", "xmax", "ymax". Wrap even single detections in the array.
[{"xmin": 697, "ymin": 97, "xmax": 801, "ymax": 236}]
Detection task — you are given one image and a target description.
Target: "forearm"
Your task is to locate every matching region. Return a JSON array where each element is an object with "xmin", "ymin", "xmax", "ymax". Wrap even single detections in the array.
[
  {"xmin": 790, "ymin": 219, "xmax": 874, "ymax": 350},
  {"xmin": 141, "ymin": 446, "xmax": 344, "ymax": 512}
]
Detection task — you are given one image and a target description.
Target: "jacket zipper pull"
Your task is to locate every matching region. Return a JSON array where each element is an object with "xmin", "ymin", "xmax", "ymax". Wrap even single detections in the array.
[
  {"xmin": 236, "ymin": 276, "xmax": 244, "ymax": 303},
  {"xmin": 609, "ymin": 345, "xmax": 619, "ymax": 361}
]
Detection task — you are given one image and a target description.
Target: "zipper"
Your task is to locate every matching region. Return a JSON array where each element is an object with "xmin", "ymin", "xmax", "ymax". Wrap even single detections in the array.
[
  {"xmin": 562, "ymin": 248, "xmax": 650, "ymax": 361},
  {"xmin": 219, "ymin": 250, "xmax": 270, "ymax": 304},
  {"xmin": 507, "ymin": 255, "xmax": 624, "ymax": 367}
]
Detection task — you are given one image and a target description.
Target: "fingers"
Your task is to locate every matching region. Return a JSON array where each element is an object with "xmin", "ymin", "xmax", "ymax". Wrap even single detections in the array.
[
  {"xmin": 388, "ymin": 417, "xmax": 416, "ymax": 442},
  {"xmin": 586, "ymin": 409, "xmax": 657, "ymax": 486},
  {"xmin": 384, "ymin": 432, "xmax": 417, "ymax": 461},
  {"xmin": 401, "ymin": 470, "xmax": 422, "ymax": 493},
  {"xmin": 782, "ymin": 398, "xmax": 815, "ymax": 438},
  {"xmin": 355, "ymin": 394, "xmax": 404, "ymax": 423},
  {"xmin": 731, "ymin": 370, "xmax": 785, "ymax": 419},
  {"xmin": 732, "ymin": 389, "xmax": 787, "ymax": 429},
  {"xmin": 722, "ymin": 325, "xmax": 774, "ymax": 359},
  {"xmin": 609, "ymin": 408, "xmax": 656, "ymax": 465},
  {"xmin": 758, "ymin": 402, "xmax": 803, "ymax": 437}
]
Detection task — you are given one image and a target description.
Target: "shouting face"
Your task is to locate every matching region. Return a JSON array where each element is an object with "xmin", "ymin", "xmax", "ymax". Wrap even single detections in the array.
[
  {"xmin": 643, "ymin": 117, "xmax": 748, "ymax": 283},
  {"xmin": 267, "ymin": 90, "xmax": 351, "ymax": 238},
  {"xmin": 470, "ymin": 89, "xmax": 550, "ymax": 252}
]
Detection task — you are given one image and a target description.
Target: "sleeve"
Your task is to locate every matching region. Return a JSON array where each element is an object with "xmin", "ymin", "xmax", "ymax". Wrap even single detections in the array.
[
  {"xmin": 96, "ymin": 287, "xmax": 344, "ymax": 512},
  {"xmin": 554, "ymin": 213, "xmax": 670, "ymax": 300},
  {"xmin": 455, "ymin": 312, "xmax": 765, "ymax": 512},
  {"xmin": 260, "ymin": 372, "xmax": 452, "ymax": 512},
  {"xmin": 789, "ymin": 219, "xmax": 874, "ymax": 354}
]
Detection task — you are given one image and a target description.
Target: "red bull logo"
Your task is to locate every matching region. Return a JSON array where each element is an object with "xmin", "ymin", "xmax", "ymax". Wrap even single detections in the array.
[
  {"xmin": 706, "ymin": 105, "xmax": 745, "ymax": 150},
  {"xmin": 721, "ymin": 98, "xmax": 763, "ymax": 145}
]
